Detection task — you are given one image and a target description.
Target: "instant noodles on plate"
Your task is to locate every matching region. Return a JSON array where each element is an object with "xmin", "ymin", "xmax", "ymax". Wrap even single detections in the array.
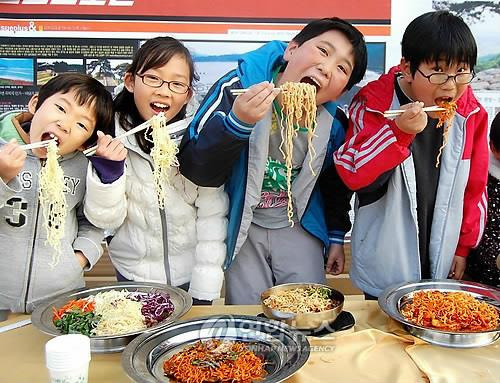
[
  {"xmin": 31, "ymin": 283, "xmax": 192, "ymax": 352},
  {"xmin": 378, "ymin": 279, "xmax": 500, "ymax": 348}
]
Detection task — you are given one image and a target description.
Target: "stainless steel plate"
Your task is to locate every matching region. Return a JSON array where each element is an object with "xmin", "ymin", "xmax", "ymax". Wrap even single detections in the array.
[
  {"xmin": 31, "ymin": 282, "xmax": 192, "ymax": 353},
  {"xmin": 122, "ymin": 315, "xmax": 310, "ymax": 383},
  {"xmin": 379, "ymin": 279, "xmax": 500, "ymax": 348}
]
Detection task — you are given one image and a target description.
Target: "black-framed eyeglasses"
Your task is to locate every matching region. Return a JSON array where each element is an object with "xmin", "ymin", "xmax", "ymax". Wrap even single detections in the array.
[
  {"xmin": 416, "ymin": 68, "xmax": 475, "ymax": 85},
  {"xmin": 137, "ymin": 73, "xmax": 190, "ymax": 94}
]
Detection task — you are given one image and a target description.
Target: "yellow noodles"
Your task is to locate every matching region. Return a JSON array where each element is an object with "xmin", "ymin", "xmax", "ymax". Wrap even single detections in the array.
[
  {"xmin": 263, "ymin": 286, "xmax": 335, "ymax": 314},
  {"xmin": 149, "ymin": 113, "xmax": 179, "ymax": 209},
  {"xmin": 91, "ymin": 290, "xmax": 146, "ymax": 336},
  {"xmin": 38, "ymin": 141, "xmax": 67, "ymax": 267},
  {"xmin": 278, "ymin": 82, "xmax": 317, "ymax": 225}
]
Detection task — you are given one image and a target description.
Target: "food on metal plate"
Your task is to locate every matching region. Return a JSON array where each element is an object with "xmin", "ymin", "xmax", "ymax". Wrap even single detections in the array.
[
  {"xmin": 263, "ymin": 286, "xmax": 337, "ymax": 314},
  {"xmin": 401, "ymin": 290, "xmax": 499, "ymax": 332},
  {"xmin": 52, "ymin": 289, "xmax": 174, "ymax": 336},
  {"xmin": 163, "ymin": 339, "xmax": 267, "ymax": 383}
]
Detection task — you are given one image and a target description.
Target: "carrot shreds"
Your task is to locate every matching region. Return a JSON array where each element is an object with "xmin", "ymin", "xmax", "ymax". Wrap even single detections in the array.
[
  {"xmin": 402, "ymin": 290, "xmax": 499, "ymax": 332},
  {"xmin": 163, "ymin": 339, "xmax": 267, "ymax": 383},
  {"xmin": 52, "ymin": 298, "xmax": 95, "ymax": 322}
]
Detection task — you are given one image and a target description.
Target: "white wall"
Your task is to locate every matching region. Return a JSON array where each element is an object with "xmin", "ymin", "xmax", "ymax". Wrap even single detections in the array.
[{"xmin": 386, "ymin": 0, "xmax": 433, "ymax": 70}]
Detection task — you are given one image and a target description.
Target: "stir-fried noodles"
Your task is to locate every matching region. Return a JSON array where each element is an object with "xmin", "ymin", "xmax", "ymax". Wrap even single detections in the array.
[
  {"xmin": 163, "ymin": 339, "xmax": 266, "ymax": 383},
  {"xmin": 401, "ymin": 290, "xmax": 499, "ymax": 332}
]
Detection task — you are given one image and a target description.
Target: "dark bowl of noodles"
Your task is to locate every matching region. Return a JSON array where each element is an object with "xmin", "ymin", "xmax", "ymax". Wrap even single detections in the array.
[{"xmin": 261, "ymin": 283, "xmax": 344, "ymax": 330}]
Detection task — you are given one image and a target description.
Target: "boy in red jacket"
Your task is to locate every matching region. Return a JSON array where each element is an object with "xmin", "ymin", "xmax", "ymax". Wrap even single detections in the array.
[{"xmin": 334, "ymin": 11, "xmax": 488, "ymax": 298}]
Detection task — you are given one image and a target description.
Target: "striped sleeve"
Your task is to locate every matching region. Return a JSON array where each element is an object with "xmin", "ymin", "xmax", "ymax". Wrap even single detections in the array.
[{"xmin": 333, "ymin": 98, "xmax": 415, "ymax": 191}]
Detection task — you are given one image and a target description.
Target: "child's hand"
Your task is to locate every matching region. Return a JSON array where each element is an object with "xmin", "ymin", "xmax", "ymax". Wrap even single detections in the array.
[
  {"xmin": 0, "ymin": 139, "xmax": 26, "ymax": 184},
  {"xmin": 448, "ymin": 255, "xmax": 466, "ymax": 280},
  {"xmin": 232, "ymin": 81, "xmax": 280, "ymax": 125},
  {"xmin": 75, "ymin": 250, "xmax": 89, "ymax": 269},
  {"xmin": 394, "ymin": 101, "xmax": 427, "ymax": 135},
  {"xmin": 325, "ymin": 243, "xmax": 345, "ymax": 275},
  {"xmin": 95, "ymin": 131, "xmax": 127, "ymax": 161}
]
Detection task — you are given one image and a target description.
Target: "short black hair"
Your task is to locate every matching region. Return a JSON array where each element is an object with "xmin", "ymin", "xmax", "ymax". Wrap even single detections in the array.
[
  {"xmin": 402, "ymin": 11, "xmax": 477, "ymax": 76},
  {"xmin": 292, "ymin": 17, "xmax": 367, "ymax": 91},
  {"xmin": 35, "ymin": 73, "xmax": 113, "ymax": 148},
  {"xmin": 114, "ymin": 37, "xmax": 198, "ymax": 154},
  {"xmin": 491, "ymin": 112, "xmax": 500, "ymax": 152}
]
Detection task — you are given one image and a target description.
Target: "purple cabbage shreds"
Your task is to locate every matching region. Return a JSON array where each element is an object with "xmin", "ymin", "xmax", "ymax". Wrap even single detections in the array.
[{"xmin": 128, "ymin": 291, "xmax": 175, "ymax": 327}]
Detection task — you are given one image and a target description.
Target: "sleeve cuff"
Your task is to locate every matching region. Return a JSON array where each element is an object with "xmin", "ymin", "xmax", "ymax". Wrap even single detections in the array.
[
  {"xmin": 73, "ymin": 236, "xmax": 103, "ymax": 270},
  {"xmin": 328, "ymin": 230, "xmax": 346, "ymax": 245},
  {"xmin": 455, "ymin": 245, "xmax": 470, "ymax": 257},
  {"xmin": 390, "ymin": 121, "xmax": 415, "ymax": 148},
  {"xmin": 223, "ymin": 110, "xmax": 255, "ymax": 139}
]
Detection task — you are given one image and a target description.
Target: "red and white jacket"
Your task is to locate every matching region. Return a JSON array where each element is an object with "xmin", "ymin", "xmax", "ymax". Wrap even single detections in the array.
[{"xmin": 333, "ymin": 66, "xmax": 488, "ymax": 296}]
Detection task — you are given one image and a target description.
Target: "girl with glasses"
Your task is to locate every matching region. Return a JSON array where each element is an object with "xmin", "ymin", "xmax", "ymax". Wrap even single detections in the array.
[{"xmin": 85, "ymin": 37, "xmax": 228, "ymax": 305}]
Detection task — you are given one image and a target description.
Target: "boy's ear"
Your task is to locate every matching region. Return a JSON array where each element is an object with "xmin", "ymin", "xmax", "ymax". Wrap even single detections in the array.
[
  {"xmin": 27, "ymin": 94, "xmax": 39, "ymax": 114},
  {"xmin": 400, "ymin": 58, "xmax": 413, "ymax": 82},
  {"xmin": 283, "ymin": 40, "xmax": 300, "ymax": 62},
  {"xmin": 123, "ymin": 72, "xmax": 135, "ymax": 93}
]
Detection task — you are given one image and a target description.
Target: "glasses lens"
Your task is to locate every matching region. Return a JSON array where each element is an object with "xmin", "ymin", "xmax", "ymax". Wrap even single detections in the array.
[
  {"xmin": 429, "ymin": 73, "xmax": 449, "ymax": 85},
  {"xmin": 455, "ymin": 73, "xmax": 474, "ymax": 84},
  {"xmin": 168, "ymin": 81, "xmax": 189, "ymax": 94},
  {"xmin": 142, "ymin": 75, "xmax": 162, "ymax": 87}
]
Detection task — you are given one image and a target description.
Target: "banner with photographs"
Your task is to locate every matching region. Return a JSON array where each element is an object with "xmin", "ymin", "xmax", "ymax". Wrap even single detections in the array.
[{"xmin": 0, "ymin": 0, "xmax": 391, "ymax": 113}]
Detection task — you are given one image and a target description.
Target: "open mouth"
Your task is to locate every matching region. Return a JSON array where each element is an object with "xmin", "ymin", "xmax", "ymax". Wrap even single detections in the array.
[
  {"xmin": 41, "ymin": 132, "xmax": 59, "ymax": 145},
  {"xmin": 300, "ymin": 76, "xmax": 321, "ymax": 92},
  {"xmin": 151, "ymin": 102, "xmax": 170, "ymax": 114},
  {"xmin": 435, "ymin": 96, "xmax": 453, "ymax": 106}
]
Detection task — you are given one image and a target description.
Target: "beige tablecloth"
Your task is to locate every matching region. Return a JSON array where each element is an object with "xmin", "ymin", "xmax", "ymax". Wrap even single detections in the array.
[{"xmin": 1, "ymin": 300, "xmax": 499, "ymax": 382}]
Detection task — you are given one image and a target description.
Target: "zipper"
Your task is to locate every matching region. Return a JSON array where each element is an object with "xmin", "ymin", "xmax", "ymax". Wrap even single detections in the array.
[
  {"xmin": 146, "ymin": 161, "xmax": 171, "ymax": 285},
  {"xmin": 24, "ymin": 188, "xmax": 41, "ymax": 313},
  {"xmin": 433, "ymin": 106, "xmax": 480, "ymax": 274}
]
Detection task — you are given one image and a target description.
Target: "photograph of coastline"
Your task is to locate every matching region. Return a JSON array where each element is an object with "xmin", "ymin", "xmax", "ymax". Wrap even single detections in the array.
[{"xmin": 0, "ymin": 58, "xmax": 34, "ymax": 86}]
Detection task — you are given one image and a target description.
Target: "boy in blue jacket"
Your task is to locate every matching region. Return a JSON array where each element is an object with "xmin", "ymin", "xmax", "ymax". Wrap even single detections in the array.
[{"xmin": 179, "ymin": 18, "xmax": 367, "ymax": 304}]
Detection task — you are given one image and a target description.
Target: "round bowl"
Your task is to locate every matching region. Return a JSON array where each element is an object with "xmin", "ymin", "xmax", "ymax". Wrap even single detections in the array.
[
  {"xmin": 31, "ymin": 282, "xmax": 192, "ymax": 353},
  {"xmin": 260, "ymin": 283, "xmax": 344, "ymax": 330}
]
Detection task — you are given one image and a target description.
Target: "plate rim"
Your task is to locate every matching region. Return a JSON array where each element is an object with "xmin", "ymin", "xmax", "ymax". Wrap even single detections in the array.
[
  {"xmin": 121, "ymin": 313, "xmax": 311, "ymax": 383},
  {"xmin": 31, "ymin": 281, "xmax": 193, "ymax": 339}
]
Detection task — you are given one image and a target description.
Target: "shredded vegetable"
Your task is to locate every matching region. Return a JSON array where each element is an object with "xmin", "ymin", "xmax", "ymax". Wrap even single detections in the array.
[
  {"xmin": 51, "ymin": 289, "xmax": 175, "ymax": 337},
  {"xmin": 127, "ymin": 291, "xmax": 174, "ymax": 326}
]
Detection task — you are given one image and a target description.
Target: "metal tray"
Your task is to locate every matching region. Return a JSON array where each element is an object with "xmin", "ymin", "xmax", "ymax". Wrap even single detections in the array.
[
  {"xmin": 122, "ymin": 314, "xmax": 310, "ymax": 383},
  {"xmin": 31, "ymin": 282, "xmax": 192, "ymax": 353},
  {"xmin": 378, "ymin": 279, "xmax": 500, "ymax": 348}
]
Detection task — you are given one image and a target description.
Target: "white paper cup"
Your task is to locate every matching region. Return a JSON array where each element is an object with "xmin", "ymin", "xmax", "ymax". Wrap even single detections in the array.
[
  {"xmin": 46, "ymin": 334, "xmax": 91, "ymax": 382},
  {"xmin": 47, "ymin": 361, "xmax": 89, "ymax": 383}
]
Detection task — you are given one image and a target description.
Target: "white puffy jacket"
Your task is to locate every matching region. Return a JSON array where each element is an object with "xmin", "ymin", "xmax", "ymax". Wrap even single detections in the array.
[{"xmin": 85, "ymin": 118, "xmax": 228, "ymax": 300}]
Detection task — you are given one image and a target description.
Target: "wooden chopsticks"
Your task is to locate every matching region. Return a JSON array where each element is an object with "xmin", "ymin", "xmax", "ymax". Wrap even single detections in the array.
[
  {"xmin": 230, "ymin": 88, "xmax": 282, "ymax": 96},
  {"xmin": 383, "ymin": 105, "xmax": 446, "ymax": 118},
  {"xmin": 83, "ymin": 114, "xmax": 191, "ymax": 157},
  {"xmin": 20, "ymin": 139, "xmax": 57, "ymax": 151}
]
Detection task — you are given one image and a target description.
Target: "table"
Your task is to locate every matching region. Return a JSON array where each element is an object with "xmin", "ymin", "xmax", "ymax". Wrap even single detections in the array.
[{"xmin": 1, "ymin": 299, "xmax": 499, "ymax": 383}]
